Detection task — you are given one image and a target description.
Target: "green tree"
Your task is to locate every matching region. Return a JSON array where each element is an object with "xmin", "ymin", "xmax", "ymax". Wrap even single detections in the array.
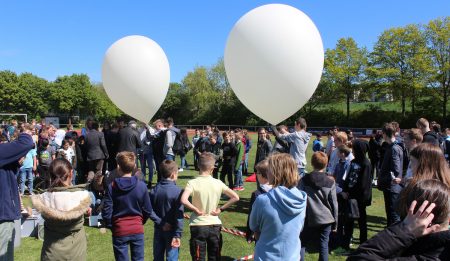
[
  {"xmin": 425, "ymin": 17, "xmax": 450, "ymax": 126},
  {"xmin": 369, "ymin": 24, "xmax": 432, "ymax": 116},
  {"xmin": 324, "ymin": 37, "xmax": 368, "ymax": 120}
]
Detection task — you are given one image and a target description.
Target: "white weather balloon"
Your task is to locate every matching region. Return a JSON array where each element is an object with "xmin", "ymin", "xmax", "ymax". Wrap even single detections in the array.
[
  {"xmin": 102, "ymin": 35, "xmax": 170, "ymax": 123},
  {"xmin": 224, "ymin": 4, "xmax": 324, "ymax": 125}
]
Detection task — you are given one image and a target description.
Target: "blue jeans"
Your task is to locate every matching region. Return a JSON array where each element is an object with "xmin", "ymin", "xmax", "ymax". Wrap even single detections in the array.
[
  {"xmin": 165, "ymin": 154, "xmax": 175, "ymax": 161},
  {"xmin": 72, "ymin": 169, "xmax": 77, "ymax": 185},
  {"xmin": 383, "ymin": 190, "xmax": 401, "ymax": 226},
  {"xmin": 141, "ymin": 150, "xmax": 154, "ymax": 183},
  {"xmin": 153, "ymin": 228, "xmax": 179, "ymax": 261},
  {"xmin": 234, "ymin": 163, "xmax": 243, "ymax": 188},
  {"xmin": 300, "ymin": 224, "xmax": 332, "ymax": 261},
  {"xmin": 19, "ymin": 168, "xmax": 33, "ymax": 194},
  {"xmin": 244, "ymin": 153, "xmax": 249, "ymax": 173},
  {"xmin": 112, "ymin": 233, "xmax": 145, "ymax": 261},
  {"xmin": 180, "ymin": 155, "xmax": 188, "ymax": 169}
]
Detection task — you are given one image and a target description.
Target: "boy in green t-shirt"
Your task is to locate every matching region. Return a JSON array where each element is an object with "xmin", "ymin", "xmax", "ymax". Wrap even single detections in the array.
[{"xmin": 181, "ymin": 152, "xmax": 239, "ymax": 261}]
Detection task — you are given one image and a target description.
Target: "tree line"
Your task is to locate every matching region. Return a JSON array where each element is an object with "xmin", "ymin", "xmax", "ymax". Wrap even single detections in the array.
[{"xmin": 0, "ymin": 17, "xmax": 448, "ymax": 128}]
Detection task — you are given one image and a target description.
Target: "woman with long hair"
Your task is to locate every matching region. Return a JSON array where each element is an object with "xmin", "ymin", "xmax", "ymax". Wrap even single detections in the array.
[
  {"xmin": 249, "ymin": 153, "xmax": 307, "ymax": 260},
  {"xmin": 398, "ymin": 143, "xmax": 450, "ymax": 221}
]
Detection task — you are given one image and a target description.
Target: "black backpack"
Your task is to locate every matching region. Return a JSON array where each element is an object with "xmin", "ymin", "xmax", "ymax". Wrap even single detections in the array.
[{"xmin": 172, "ymin": 131, "xmax": 183, "ymax": 155}]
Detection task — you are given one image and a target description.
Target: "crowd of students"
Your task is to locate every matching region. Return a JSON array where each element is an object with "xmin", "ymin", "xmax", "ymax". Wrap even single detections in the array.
[{"xmin": 0, "ymin": 116, "xmax": 450, "ymax": 261}]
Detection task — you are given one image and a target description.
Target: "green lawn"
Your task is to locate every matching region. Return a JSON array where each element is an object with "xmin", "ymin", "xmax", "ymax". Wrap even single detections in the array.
[{"xmin": 15, "ymin": 134, "xmax": 387, "ymax": 261}]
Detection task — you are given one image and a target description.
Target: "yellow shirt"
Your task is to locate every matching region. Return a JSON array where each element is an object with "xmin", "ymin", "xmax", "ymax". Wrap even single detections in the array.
[{"xmin": 185, "ymin": 175, "xmax": 229, "ymax": 226}]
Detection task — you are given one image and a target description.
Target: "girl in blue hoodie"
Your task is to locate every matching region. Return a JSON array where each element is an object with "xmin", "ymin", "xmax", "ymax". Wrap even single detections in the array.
[{"xmin": 249, "ymin": 153, "xmax": 307, "ymax": 261}]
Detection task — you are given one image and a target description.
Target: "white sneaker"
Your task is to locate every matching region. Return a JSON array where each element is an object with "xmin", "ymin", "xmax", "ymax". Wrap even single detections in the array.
[{"xmin": 178, "ymin": 168, "xmax": 184, "ymax": 172}]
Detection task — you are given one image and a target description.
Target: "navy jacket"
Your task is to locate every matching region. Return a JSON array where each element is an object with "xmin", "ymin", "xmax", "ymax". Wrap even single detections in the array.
[
  {"xmin": 150, "ymin": 179, "xmax": 184, "ymax": 238},
  {"xmin": 0, "ymin": 133, "xmax": 34, "ymax": 221},
  {"xmin": 102, "ymin": 176, "xmax": 161, "ymax": 228},
  {"xmin": 378, "ymin": 142, "xmax": 403, "ymax": 193}
]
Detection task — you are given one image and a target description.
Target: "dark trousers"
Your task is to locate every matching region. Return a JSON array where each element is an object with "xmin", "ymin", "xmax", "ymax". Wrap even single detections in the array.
[
  {"xmin": 300, "ymin": 224, "xmax": 332, "ymax": 261},
  {"xmin": 112, "ymin": 233, "xmax": 144, "ymax": 261},
  {"xmin": 343, "ymin": 202, "xmax": 367, "ymax": 248},
  {"xmin": 383, "ymin": 190, "xmax": 401, "ymax": 226},
  {"xmin": 212, "ymin": 167, "xmax": 219, "ymax": 179},
  {"xmin": 220, "ymin": 163, "xmax": 234, "ymax": 188},
  {"xmin": 154, "ymin": 153, "xmax": 164, "ymax": 182},
  {"xmin": 190, "ymin": 225, "xmax": 222, "ymax": 261},
  {"xmin": 88, "ymin": 159, "xmax": 104, "ymax": 176}
]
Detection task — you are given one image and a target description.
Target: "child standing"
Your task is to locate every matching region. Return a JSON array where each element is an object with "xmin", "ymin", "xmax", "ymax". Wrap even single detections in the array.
[
  {"xmin": 57, "ymin": 139, "xmax": 76, "ymax": 182},
  {"xmin": 19, "ymin": 144, "xmax": 37, "ymax": 195},
  {"xmin": 206, "ymin": 134, "xmax": 223, "ymax": 179},
  {"xmin": 31, "ymin": 159, "xmax": 91, "ymax": 261},
  {"xmin": 102, "ymin": 152, "xmax": 162, "ymax": 261},
  {"xmin": 220, "ymin": 132, "xmax": 236, "ymax": 188},
  {"xmin": 37, "ymin": 138, "xmax": 56, "ymax": 188},
  {"xmin": 245, "ymin": 159, "xmax": 272, "ymax": 242},
  {"xmin": 341, "ymin": 140, "xmax": 372, "ymax": 249},
  {"xmin": 233, "ymin": 131, "xmax": 245, "ymax": 191},
  {"xmin": 298, "ymin": 152, "xmax": 338, "ymax": 261},
  {"xmin": 150, "ymin": 160, "xmax": 184, "ymax": 261},
  {"xmin": 181, "ymin": 152, "xmax": 240, "ymax": 261}
]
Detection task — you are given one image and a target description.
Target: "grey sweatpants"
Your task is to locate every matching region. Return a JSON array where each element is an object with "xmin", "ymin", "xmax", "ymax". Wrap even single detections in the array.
[{"xmin": 0, "ymin": 221, "xmax": 15, "ymax": 261}]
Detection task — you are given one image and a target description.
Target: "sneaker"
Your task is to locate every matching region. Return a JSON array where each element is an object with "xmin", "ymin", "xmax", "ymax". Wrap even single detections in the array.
[
  {"xmin": 178, "ymin": 168, "xmax": 184, "ymax": 172},
  {"xmin": 232, "ymin": 187, "xmax": 239, "ymax": 191},
  {"xmin": 237, "ymin": 186, "xmax": 245, "ymax": 191}
]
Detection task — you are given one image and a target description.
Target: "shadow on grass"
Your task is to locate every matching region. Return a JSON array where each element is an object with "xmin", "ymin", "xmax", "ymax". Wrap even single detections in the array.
[
  {"xmin": 221, "ymin": 256, "xmax": 237, "ymax": 261},
  {"xmin": 224, "ymin": 197, "xmax": 251, "ymax": 215}
]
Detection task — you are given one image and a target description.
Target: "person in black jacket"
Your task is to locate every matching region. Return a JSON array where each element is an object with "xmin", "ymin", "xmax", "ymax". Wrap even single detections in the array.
[
  {"xmin": 341, "ymin": 139, "xmax": 372, "ymax": 248},
  {"xmin": 206, "ymin": 134, "xmax": 222, "ymax": 179},
  {"xmin": 221, "ymin": 132, "xmax": 236, "ymax": 188},
  {"xmin": 117, "ymin": 120, "xmax": 142, "ymax": 156},
  {"xmin": 85, "ymin": 121, "xmax": 109, "ymax": 176},
  {"xmin": 255, "ymin": 128, "xmax": 273, "ymax": 167},
  {"xmin": 378, "ymin": 123, "xmax": 403, "ymax": 226},
  {"xmin": 368, "ymin": 130, "xmax": 382, "ymax": 182},
  {"xmin": 348, "ymin": 179, "xmax": 450, "ymax": 261}
]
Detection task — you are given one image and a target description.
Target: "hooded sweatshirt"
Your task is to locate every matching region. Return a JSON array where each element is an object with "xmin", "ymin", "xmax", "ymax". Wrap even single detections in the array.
[
  {"xmin": 298, "ymin": 171, "xmax": 338, "ymax": 229},
  {"xmin": 345, "ymin": 139, "xmax": 372, "ymax": 206},
  {"xmin": 0, "ymin": 133, "xmax": 34, "ymax": 221},
  {"xmin": 249, "ymin": 186, "xmax": 307, "ymax": 261},
  {"xmin": 102, "ymin": 175, "xmax": 161, "ymax": 237}
]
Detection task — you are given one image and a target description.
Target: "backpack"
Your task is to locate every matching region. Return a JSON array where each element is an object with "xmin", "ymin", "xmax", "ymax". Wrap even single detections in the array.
[{"xmin": 172, "ymin": 131, "xmax": 183, "ymax": 155}]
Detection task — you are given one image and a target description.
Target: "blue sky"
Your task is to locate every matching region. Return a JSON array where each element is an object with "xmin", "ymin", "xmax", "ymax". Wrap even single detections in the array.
[{"xmin": 1, "ymin": 0, "xmax": 448, "ymax": 83}]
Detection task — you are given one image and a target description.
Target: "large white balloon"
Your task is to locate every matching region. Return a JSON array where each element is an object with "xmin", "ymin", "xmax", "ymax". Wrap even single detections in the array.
[
  {"xmin": 224, "ymin": 4, "xmax": 324, "ymax": 125},
  {"xmin": 102, "ymin": 35, "xmax": 170, "ymax": 123}
]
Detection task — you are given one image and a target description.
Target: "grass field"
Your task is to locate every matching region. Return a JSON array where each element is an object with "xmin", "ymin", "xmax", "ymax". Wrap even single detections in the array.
[{"xmin": 15, "ymin": 134, "xmax": 387, "ymax": 261}]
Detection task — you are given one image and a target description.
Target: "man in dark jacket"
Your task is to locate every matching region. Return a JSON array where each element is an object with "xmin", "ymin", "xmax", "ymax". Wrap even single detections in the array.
[
  {"xmin": 255, "ymin": 128, "xmax": 273, "ymax": 167},
  {"xmin": 85, "ymin": 121, "xmax": 109, "ymax": 175},
  {"xmin": 118, "ymin": 121, "xmax": 142, "ymax": 156},
  {"xmin": 0, "ymin": 130, "xmax": 34, "ymax": 260},
  {"xmin": 378, "ymin": 123, "xmax": 403, "ymax": 226},
  {"xmin": 417, "ymin": 118, "xmax": 440, "ymax": 146}
]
